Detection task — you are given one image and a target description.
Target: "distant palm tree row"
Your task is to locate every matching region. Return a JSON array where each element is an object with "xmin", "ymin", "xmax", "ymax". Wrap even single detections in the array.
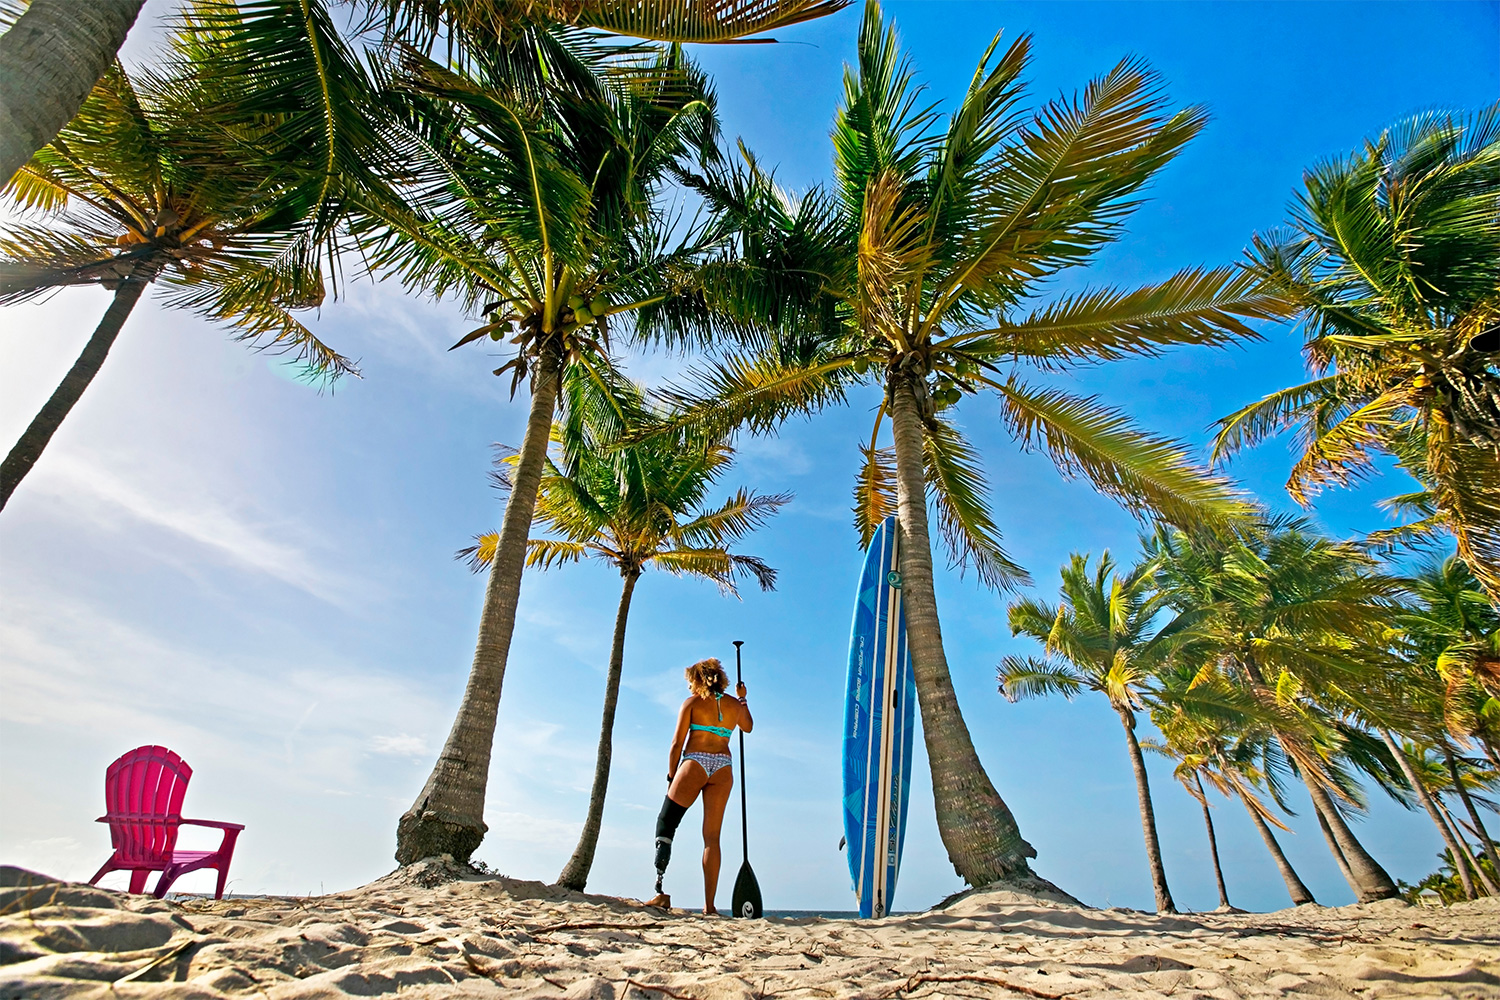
[
  {"xmin": 1005, "ymin": 523, "xmax": 1499, "ymax": 910},
  {"xmin": 2, "ymin": 0, "xmax": 1496, "ymax": 902}
]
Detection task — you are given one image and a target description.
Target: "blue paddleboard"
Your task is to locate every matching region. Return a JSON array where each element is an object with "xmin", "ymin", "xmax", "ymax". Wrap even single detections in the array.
[{"xmin": 841, "ymin": 515, "xmax": 917, "ymax": 918}]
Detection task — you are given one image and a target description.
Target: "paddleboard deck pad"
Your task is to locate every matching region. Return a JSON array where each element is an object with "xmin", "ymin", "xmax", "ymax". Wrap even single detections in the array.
[{"xmin": 841, "ymin": 514, "xmax": 917, "ymax": 918}]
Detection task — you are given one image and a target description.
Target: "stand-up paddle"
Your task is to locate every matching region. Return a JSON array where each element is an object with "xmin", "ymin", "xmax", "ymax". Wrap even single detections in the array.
[{"xmin": 730, "ymin": 640, "xmax": 763, "ymax": 918}]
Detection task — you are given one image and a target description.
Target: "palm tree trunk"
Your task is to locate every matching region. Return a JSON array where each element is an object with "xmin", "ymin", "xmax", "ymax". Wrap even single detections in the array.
[
  {"xmin": 1242, "ymin": 658, "xmax": 1393, "ymax": 900},
  {"xmin": 1442, "ymin": 744, "xmax": 1499, "ymax": 894},
  {"xmin": 1115, "ymin": 705, "xmax": 1176, "ymax": 913},
  {"xmin": 1194, "ymin": 774, "xmax": 1230, "ymax": 910},
  {"xmin": 1479, "ymin": 737, "xmax": 1500, "ymax": 772},
  {"xmin": 1432, "ymin": 796, "xmax": 1481, "ymax": 899},
  {"xmin": 1, "ymin": 277, "xmax": 145, "ymax": 511},
  {"xmin": 888, "ymin": 376, "xmax": 1034, "ymax": 885},
  {"xmin": 556, "ymin": 568, "xmax": 641, "ymax": 891},
  {"xmin": 1311, "ymin": 797, "xmax": 1357, "ymax": 892},
  {"xmin": 0, "ymin": 0, "xmax": 145, "ymax": 185},
  {"xmin": 1238, "ymin": 794, "xmax": 1315, "ymax": 905},
  {"xmin": 1305, "ymin": 781, "xmax": 1397, "ymax": 901},
  {"xmin": 395, "ymin": 344, "xmax": 564, "ymax": 865},
  {"xmin": 1435, "ymin": 796, "xmax": 1487, "ymax": 897},
  {"xmin": 1380, "ymin": 730, "xmax": 1482, "ymax": 898}
]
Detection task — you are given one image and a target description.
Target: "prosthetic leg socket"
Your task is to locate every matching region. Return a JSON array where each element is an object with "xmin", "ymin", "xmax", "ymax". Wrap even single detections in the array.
[{"xmin": 654, "ymin": 796, "xmax": 688, "ymax": 894}]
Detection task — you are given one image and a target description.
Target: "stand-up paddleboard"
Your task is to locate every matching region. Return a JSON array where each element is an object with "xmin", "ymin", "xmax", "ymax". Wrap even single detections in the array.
[{"xmin": 841, "ymin": 514, "xmax": 917, "ymax": 918}]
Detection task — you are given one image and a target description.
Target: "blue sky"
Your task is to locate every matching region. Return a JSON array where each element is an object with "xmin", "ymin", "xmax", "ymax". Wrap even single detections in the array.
[{"xmin": 1, "ymin": 1, "xmax": 1496, "ymax": 913}]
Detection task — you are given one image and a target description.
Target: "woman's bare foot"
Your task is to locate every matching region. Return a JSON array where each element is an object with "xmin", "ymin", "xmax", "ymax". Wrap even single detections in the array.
[
  {"xmin": 702, "ymin": 907, "xmax": 719, "ymax": 917},
  {"xmin": 645, "ymin": 893, "xmax": 671, "ymax": 909}
]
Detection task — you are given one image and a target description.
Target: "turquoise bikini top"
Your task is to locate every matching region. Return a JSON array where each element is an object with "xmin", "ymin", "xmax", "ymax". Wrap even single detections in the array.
[{"xmin": 689, "ymin": 693, "xmax": 734, "ymax": 739}]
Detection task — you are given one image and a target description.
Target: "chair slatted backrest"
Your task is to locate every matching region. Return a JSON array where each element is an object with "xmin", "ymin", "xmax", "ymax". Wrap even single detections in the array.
[{"xmin": 103, "ymin": 745, "xmax": 192, "ymax": 866}]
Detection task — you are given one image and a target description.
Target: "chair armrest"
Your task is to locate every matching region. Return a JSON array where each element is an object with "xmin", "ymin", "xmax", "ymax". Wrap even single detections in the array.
[{"xmin": 180, "ymin": 819, "xmax": 246, "ymax": 831}]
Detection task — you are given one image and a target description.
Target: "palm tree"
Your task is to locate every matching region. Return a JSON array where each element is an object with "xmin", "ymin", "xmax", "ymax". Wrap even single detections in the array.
[
  {"xmin": 1145, "ymin": 741, "xmax": 1231, "ymax": 910},
  {"xmin": 369, "ymin": 31, "xmax": 761, "ymax": 864},
  {"xmin": 460, "ymin": 409, "xmax": 787, "ymax": 891},
  {"xmin": 1145, "ymin": 661, "xmax": 1318, "ymax": 906},
  {"xmin": 653, "ymin": 0, "xmax": 1279, "ymax": 887},
  {"xmin": 1398, "ymin": 557, "xmax": 1500, "ymax": 747},
  {"xmin": 1212, "ymin": 107, "xmax": 1500, "ymax": 598},
  {"xmin": 1147, "ymin": 519, "xmax": 1403, "ymax": 901},
  {"xmin": 1356, "ymin": 557, "xmax": 1500, "ymax": 896},
  {"xmin": 0, "ymin": 33, "xmax": 360, "ymax": 511},
  {"xmin": 1403, "ymin": 561, "xmax": 1500, "ymax": 868},
  {"xmin": 0, "ymin": 0, "xmax": 146, "ymax": 185},
  {"xmin": 1440, "ymin": 746, "xmax": 1500, "ymax": 885},
  {"xmin": 999, "ymin": 552, "xmax": 1189, "ymax": 912},
  {"xmin": 1383, "ymin": 737, "xmax": 1492, "ymax": 898}
]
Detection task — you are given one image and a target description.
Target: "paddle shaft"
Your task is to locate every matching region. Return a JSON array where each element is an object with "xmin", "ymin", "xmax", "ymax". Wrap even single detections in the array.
[{"xmin": 734, "ymin": 640, "xmax": 748, "ymax": 860}]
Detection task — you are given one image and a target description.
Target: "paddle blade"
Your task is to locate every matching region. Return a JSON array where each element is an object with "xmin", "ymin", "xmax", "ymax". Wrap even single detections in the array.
[{"xmin": 731, "ymin": 860, "xmax": 762, "ymax": 918}]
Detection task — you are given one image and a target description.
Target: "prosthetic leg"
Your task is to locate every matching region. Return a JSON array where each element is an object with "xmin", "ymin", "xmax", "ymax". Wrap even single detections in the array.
[{"xmin": 648, "ymin": 796, "xmax": 687, "ymax": 908}]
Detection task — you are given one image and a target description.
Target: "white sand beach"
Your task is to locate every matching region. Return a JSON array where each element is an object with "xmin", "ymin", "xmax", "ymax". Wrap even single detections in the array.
[{"xmin": 2, "ymin": 861, "xmax": 1496, "ymax": 1000}]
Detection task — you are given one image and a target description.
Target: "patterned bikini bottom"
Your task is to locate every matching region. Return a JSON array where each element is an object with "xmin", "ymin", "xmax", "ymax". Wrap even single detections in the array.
[{"xmin": 681, "ymin": 752, "xmax": 733, "ymax": 779}]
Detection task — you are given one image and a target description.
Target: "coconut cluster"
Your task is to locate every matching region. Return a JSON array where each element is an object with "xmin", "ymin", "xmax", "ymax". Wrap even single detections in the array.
[{"xmin": 562, "ymin": 293, "xmax": 611, "ymax": 333}]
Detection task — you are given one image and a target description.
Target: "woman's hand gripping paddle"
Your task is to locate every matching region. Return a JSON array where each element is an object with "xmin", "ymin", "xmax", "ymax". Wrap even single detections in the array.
[{"xmin": 731, "ymin": 640, "xmax": 763, "ymax": 918}]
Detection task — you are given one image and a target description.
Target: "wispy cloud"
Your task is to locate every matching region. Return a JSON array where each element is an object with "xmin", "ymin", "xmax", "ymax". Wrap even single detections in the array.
[
  {"xmin": 369, "ymin": 734, "xmax": 429, "ymax": 757},
  {"xmin": 736, "ymin": 436, "xmax": 814, "ymax": 477},
  {"xmin": 32, "ymin": 451, "xmax": 358, "ymax": 606}
]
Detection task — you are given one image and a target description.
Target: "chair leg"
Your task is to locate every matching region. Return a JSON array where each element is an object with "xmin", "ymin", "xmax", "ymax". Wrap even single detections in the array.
[
  {"xmin": 153, "ymin": 867, "xmax": 180, "ymax": 899},
  {"xmin": 128, "ymin": 870, "xmax": 150, "ymax": 894},
  {"xmin": 88, "ymin": 860, "xmax": 116, "ymax": 887},
  {"xmin": 213, "ymin": 829, "xmax": 240, "ymax": 900}
]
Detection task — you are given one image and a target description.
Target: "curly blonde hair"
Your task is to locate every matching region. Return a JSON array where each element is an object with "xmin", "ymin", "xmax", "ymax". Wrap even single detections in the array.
[{"xmin": 685, "ymin": 658, "xmax": 729, "ymax": 699}]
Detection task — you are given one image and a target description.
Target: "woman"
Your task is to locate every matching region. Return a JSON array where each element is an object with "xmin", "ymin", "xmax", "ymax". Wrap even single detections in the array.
[{"xmin": 647, "ymin": 657, "xmax": 752, "ymax": 914}]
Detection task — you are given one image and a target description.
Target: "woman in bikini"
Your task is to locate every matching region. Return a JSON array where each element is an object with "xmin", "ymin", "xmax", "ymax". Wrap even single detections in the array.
[{"xmin": 646, "ymin": 657, "xmax": 752, "ymax": 915}]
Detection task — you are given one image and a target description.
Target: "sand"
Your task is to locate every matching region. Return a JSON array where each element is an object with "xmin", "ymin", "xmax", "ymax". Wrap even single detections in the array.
[{"xmin": 2, "ymin": 859, "xmax": 1496, "ymax": 999}]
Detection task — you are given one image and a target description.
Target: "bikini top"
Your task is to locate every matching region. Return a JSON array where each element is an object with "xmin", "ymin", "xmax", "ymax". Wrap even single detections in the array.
[{"xmin": 688, "ymin": 693, "xmax": 734, "ymax": 739}]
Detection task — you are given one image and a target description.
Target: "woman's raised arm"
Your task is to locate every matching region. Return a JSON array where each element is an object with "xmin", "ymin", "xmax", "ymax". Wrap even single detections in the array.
[{"xmin": 736, "ymin": 681, "xmax": 753, "ymax": 734}]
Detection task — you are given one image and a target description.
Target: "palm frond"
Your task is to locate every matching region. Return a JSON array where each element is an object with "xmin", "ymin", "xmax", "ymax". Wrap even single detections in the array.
[
  {"xmin": 997, "ymin": 654, "xmax": 1083, "ymax": 702},
  {"xmin": 674, "ymin": 487, "xmax": 792, "ymax": 548},
  {"xmin": 731, "ymin": 552, "xmax": 778, "ymax": 590},
  {"xmin": 1427, "ymin": 429, "xmax": 1500, "ymax": 600},
  {"xmin": 852, "ymin": 442, "xmax": 897, "ymax": 549},
  {"xmin": 1284, "ymin": 391, "xmax": 1408, "ymax": 506},
  {"xmin": 651, "ymin": 352, "xmax": 853, "ymax": 445},
  {"xmin": 578, "ymin": 0, "xmax": 852, "ymax": 41},
  {"xmin": 1006, "ymin": 596, "xmax": 1059, "ymax": 644},
  {"xmin": 831, "ymin": 0, "xmax": 940, "ymax": 217},
  {"xmin": 1210, "ymin": 376, "xmax": 1348, "ymax": 463},
  {"xmin": 456, "ymin": 533, "xmax": 593, "ymax": 572},
  {"xmin": 653, "ymin": 546, "xmax": 739, "ymax": 592},
  {"xmin": 0, "ymin": 228, "xmax": 124, "ymax": 302},
  {"xmin": 923, "ymin": 31, "xmax": 1030, "ymax": 247},
  {"xmin": 967, "ymin": 266, "xmax": 1287, "ymax": 368},
  {"xmin": 177, "ymin": 0, "xmax": 394, "ymax": 238},
  {"xmin": 370, "ymin": 0, "xmax": 849, "ymax": 51},
  {"xmin": 932, "ymin": 56, "xmax": 1207, "ymax": 314},
  {"xmin": 998, "ymin": 378, "xmax": 1257, "ymax": 533},
  {"xmin": 923, "ymin": 417, "xmax": 1029, "ymax": 590}
]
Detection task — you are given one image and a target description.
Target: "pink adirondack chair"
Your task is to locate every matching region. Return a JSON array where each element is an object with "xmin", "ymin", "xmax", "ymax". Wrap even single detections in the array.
[{"xmin": 88, "ymin": 745, "xmax": 244, "ymax": 899}]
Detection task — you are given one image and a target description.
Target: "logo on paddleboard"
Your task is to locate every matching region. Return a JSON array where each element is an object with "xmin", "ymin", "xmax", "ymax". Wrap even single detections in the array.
[{"xmin": 886, "ymin": 571, "xmax": 902, "ymax": 588}]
